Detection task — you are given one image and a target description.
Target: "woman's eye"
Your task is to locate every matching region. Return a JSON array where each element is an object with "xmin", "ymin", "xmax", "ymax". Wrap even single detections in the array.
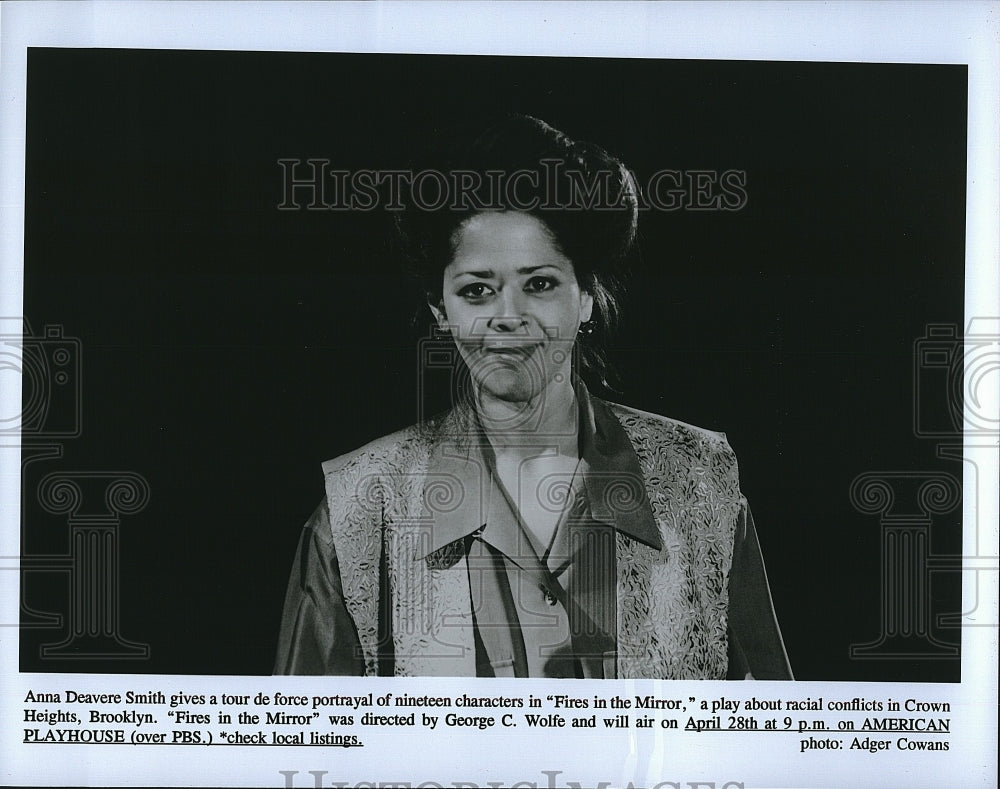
[
  {"xmin": 525, "ymin": 276, "xmax": 557, "ymax": 293},
  {"xmin": 457, "ymin": 283, "xmax": 494, "ymax": 300}
]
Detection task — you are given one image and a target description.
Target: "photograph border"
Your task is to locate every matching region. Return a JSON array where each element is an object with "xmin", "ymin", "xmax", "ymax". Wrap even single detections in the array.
[{"xmin": 1, "ymin": 3, "xmax": 996, "ymax": 788}]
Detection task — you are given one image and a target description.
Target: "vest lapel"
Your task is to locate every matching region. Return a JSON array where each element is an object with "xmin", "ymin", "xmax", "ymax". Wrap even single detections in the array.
[
  {"xmin": 388, "ymin": 524, "xmax": 477, "ymax": 677},
  {"xmin": 611, "ymin": 404, "xmax": 738, "ymax": 679},
  {"xmin": 389, "ymin": 414, "xmax": 479, "ymax": 676}
]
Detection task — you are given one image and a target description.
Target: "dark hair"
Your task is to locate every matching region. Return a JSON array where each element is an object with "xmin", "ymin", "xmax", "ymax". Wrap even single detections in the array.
[{"xmin": 393, "ymin": 113, "xmax": 639, "ymax": 391}]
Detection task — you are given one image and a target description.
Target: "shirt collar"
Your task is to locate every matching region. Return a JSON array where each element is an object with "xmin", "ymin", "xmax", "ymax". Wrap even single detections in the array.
[
  {"xmin": 415, "ymin": 381, "xmax": 661, "ymax": 560},
  {"xmin": 578, "ymin": 383, "xmax": 662, "ymax": 550}
]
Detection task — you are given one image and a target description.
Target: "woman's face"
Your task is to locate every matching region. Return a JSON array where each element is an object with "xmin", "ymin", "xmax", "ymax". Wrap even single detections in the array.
[{"xmin": 432, "ymin": 211, "xmax": 593, "ymax": 406}]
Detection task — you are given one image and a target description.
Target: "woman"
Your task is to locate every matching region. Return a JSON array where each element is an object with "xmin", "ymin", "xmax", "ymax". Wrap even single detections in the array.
[{"xmin": 275, "ymin": 115, "xmax": 792, "ymax": 679}]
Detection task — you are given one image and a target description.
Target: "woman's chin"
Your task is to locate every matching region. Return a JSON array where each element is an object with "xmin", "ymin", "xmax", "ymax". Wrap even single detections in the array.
[
  {"xmin": 482, "ymin": 382, "xmax": 537, "ymax": 405},
  {"xmin": 475, "ymin": 373, "xmax": 541, "ymax": 406}
]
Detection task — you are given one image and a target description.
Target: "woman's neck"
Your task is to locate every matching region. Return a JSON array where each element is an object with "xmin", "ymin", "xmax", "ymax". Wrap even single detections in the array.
[{"xmin": 475, "ymin": 376, "xmax": 579, "ymax": 459}]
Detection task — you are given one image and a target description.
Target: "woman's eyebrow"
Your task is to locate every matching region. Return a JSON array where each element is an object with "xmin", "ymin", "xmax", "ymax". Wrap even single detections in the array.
[
  {"xmin": 449, "ymin": 263, "xmax": 562, "ymax": 279},
  {"xmin": 516, "ymin": 264, "xmax": 561, "ymax": 275},
  {"xmin": 451, "ymin": 268, "xmax": 495, "ymax": 279}
]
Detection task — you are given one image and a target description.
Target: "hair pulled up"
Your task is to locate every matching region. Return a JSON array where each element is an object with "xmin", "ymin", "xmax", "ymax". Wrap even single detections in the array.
[{"xmin": 393, "ymin": 113, "xmax": 639, "ymax": 390}]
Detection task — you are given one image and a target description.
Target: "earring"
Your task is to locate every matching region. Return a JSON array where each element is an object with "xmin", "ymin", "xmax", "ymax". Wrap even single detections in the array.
[{"xmin": 578, "ymin": 321, "xmax": 595, "ymax": 336}]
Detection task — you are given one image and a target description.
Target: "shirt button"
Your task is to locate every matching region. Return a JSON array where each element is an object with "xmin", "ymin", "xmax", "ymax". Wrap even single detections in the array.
[{"xmin": 541, "ymin": 587, "xmax": 557, "ymax": 606}]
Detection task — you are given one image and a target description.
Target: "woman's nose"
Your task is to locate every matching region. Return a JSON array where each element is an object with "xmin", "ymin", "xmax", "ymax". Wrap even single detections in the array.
[
  {"xmin": 486, "ymin": 314, "xmax": 529, "ymax": 332},
  {"xmin": 486, "ymin": 289, "xmax": 529, "ymax": 332}
]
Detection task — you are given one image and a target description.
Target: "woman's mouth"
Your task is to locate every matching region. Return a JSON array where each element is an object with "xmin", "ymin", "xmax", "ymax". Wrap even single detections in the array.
[{"xmin": 482, "ymin": 342, "xmax": 540, "ymax": 359}]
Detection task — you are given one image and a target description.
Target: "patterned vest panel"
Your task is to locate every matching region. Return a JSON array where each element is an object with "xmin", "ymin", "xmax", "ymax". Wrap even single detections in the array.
[{"xmin": 324, "ymin": 401, "xmax": 742, "ymax": 678}]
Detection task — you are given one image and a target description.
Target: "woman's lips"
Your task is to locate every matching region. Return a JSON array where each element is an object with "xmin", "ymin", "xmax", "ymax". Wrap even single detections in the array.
[{"xmin": 482, "ymin": 343, "xmax": 540, "ymax": 359}]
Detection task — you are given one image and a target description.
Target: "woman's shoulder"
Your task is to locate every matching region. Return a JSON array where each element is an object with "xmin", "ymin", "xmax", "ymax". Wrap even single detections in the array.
[
  {"xmin": 601, "ymin": 399, "xmax": 732, "ymax": 445},
  {"xmin": 598, "ymin": 399, "xmax": 743, "ymax": 498},
  {"xmin": 598, "ymin": 398, "xmax": 738, "ymax": 468},
  {"xmin": 319, "ymin": 413, "xmax": 450, "ymax": 477}
]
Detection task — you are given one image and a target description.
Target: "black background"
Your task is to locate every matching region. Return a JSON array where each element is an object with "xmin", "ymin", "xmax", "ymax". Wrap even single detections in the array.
[{"xmin": 20, "ymin": 49, "xmax": 966, "ymax": 680}]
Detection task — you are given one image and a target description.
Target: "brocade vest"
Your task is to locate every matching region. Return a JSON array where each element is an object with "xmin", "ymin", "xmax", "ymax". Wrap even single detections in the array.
[{"xmin": 321, "ymin": 394, "xmax": 743, "ymax": 679}]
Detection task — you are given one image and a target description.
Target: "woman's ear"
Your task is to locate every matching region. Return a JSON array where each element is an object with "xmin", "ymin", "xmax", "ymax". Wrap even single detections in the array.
[
  {"xmin": 579, "ymin": 290, "xmax": 594, "ymax": 325},
  {"xmin": 428, "ymin": 300, "xmax": 447, "ymax": 328}
]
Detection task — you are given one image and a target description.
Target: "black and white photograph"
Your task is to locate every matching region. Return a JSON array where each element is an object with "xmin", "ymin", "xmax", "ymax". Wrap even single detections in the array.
[
  {"xmin": 14, "ymin": 47, "xmax": 967, "ymax": 683},
  {"xmin": 1, "ymin": 2, "xmax": 996, "ymax": 788}
]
